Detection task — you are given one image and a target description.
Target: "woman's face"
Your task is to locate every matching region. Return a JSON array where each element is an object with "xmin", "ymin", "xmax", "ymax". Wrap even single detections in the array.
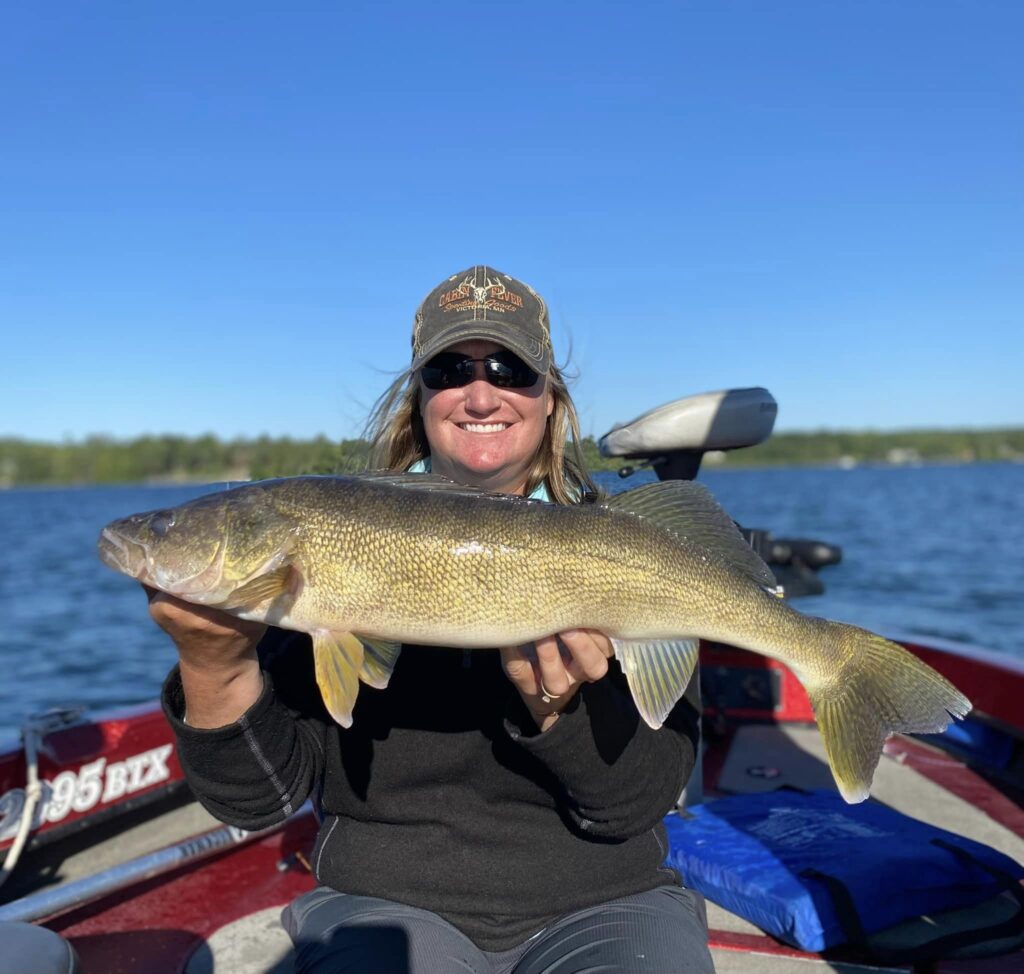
[{"xmin": 418, "ymin": 339, "xmax": 554, "ymax": 495}]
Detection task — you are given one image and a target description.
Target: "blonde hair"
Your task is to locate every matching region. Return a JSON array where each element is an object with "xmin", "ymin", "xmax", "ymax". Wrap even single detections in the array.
[{"xmin": 365, "ymin": 362, "xmax": 598, "ymax": 506}]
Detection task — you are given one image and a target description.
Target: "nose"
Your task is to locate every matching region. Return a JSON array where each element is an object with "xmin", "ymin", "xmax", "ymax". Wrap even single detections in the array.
[{"xmin": 462, "ymin": 368, "xmax": 501, "ymax": 414}]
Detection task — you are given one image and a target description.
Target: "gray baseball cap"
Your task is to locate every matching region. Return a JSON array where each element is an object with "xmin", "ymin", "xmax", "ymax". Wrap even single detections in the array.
[{"xmin": 411, "ymin": 265, "xmax": 553, "ymax": 374}]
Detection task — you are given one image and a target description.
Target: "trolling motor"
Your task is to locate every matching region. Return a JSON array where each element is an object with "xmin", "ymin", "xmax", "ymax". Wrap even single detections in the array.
[{"xmin": 597, "ymin": 388, "xmax": 841, "ymax": 599}]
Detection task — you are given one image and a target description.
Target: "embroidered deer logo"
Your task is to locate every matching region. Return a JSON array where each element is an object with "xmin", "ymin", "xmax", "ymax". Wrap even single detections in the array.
[{"xmin": 461, "ymin": 274, "xmax": 507, "ymax": 305}]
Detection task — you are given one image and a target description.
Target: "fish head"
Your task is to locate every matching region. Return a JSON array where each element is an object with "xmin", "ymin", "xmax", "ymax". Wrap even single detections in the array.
[{"xmin": 97, "ymin": 483, "xmax": 301, "ymax": 605}]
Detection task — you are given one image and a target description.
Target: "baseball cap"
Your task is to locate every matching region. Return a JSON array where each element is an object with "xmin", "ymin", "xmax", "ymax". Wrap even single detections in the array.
[{"xmin": 411, "ymin": 265, "xmax": 553, "ymax": 374}]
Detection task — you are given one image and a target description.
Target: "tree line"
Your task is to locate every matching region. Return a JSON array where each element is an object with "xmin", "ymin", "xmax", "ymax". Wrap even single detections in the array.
[
  {"xmin": 1, "ymin": 428, "xmax": 1021, "ymax": 487},
  {"xmin": 0, "ymin": 434, "xmax": 370, "ymax": 486},
  {"xmin": 713, "ymin": 428, "xmax": 1024, "ymax": 468}
]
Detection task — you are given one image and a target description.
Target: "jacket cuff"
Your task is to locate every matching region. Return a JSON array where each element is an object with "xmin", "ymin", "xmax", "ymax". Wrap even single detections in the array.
[
  {"xmin": 160, "ymin": 665, "xmax": 310, "ymax": 828},
  {"xmin": 161, "ymin": 664, "xmax": 272, "ymax": 739}
]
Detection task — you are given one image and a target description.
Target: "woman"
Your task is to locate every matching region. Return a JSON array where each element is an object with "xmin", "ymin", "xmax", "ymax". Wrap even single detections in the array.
[{"xmin": 149, "ymin": 266, "xmax": 713, "ymax": 973}]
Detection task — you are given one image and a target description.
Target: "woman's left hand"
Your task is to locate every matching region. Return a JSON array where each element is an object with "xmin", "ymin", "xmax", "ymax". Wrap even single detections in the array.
[{"xmin": 500, "ymin": 629, "xmax": 614, "ymax": 732}]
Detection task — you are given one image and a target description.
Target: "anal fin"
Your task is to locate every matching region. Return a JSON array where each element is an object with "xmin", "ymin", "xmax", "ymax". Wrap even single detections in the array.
[{"xmin": 612, "ymin": 637, "xmax": 700, "ymax": 729}]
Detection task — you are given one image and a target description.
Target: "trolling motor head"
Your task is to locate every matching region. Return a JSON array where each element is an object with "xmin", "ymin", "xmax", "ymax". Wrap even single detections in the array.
[{"xmin": 598, "ymin": 387, "xmax": 778, "ymax": 481}]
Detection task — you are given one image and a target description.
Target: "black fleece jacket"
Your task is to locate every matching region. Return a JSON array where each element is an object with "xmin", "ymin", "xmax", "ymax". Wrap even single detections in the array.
[{"xmin": 162, "ymin": 627, "xmax": 699, "ymax": 951}]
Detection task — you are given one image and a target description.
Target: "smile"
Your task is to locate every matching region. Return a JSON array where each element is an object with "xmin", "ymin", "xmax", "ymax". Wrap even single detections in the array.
[{"xmin": 458, "ymin": 423, "xmax": 509, "ymax": 433}]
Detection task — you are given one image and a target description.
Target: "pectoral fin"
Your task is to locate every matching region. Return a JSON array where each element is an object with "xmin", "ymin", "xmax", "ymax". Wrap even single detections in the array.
[
  {"xmin": 354, "ymin": 634, "xmax": 402, "ymax": 689},
  {"xmin": 312, "ymin": 630, "xmax": 366, "ymax": 727},
  {"xmin": 218, "ymin": 565, "xmax": 296, "ymax": 612},
  {"xmin": 612, "ymin": 637, "xmax": 700, "ymax": 729}
]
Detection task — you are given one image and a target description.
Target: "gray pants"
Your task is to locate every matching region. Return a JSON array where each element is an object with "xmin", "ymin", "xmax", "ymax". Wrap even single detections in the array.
[{"xmin": 282, "ymin": 885, "xmax": 714, "ymax": 974}]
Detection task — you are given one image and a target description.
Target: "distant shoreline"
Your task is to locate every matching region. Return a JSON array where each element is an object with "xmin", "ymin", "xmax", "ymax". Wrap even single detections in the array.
[
  {"xmin": 1, "ymin": 459, "xmax": 1020, "ymax": 491},
  {"xmin": 1, "ymin": 429, "xmax": 1021, "ymax": 488}
]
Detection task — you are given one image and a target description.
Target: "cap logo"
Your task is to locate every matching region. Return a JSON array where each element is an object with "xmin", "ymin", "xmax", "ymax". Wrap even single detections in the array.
[{"xmin": 438, "ymin": 273, "xmax": 524, "ymax": 314}]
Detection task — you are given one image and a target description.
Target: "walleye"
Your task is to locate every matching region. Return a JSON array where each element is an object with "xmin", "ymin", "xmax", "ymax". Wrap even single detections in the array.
[{"xmin": 97, "ymin": 473, "xmax": 970, "ymax": 803}]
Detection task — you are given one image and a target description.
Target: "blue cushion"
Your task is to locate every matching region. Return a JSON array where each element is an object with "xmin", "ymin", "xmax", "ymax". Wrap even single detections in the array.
[{"xmin": 664, "ymin": 789, "xmax": 1024, "ymax": 953}]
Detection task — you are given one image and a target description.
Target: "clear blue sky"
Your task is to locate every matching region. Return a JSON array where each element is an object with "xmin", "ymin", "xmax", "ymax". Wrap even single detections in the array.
[{"xmin": 2, "ymin": 1, "xmax": 1020, "ymax": 443}]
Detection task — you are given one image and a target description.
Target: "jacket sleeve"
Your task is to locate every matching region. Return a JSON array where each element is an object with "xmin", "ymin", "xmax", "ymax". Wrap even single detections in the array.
[
  {"xmin": 503, "ymin": 661, "xmax": 699, "ymax": 841},
  {"xmin": 160, "ymin": 630, "xmax": 328, "ymax": 831}
]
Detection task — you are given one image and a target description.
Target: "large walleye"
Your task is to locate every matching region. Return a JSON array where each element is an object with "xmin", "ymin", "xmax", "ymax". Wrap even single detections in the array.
[{"xmin": 97, "ymin": 473, "xmax": 970, "ymax": 803}]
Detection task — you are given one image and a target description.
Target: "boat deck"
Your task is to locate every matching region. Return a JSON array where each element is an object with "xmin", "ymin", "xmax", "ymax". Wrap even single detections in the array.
[
  {"xmin": 699, "ymin": 723, "xmax": 1024, "ymax": 972},
  {"xmin": 19, "ymin": 720, "xmax": 1021, "ymax": 973}
]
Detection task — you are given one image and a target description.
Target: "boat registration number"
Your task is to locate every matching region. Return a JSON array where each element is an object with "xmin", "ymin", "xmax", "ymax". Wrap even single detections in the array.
[{"xmin": 0, "ymin": 744, "xmax": 174, "ymax": 841}]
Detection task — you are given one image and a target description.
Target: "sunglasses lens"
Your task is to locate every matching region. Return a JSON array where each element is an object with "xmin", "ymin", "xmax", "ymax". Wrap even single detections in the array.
[
  {"xmin": 420, "ymin": 350, "xmax": 540, "ymax": 390},
  {"xmin": 484, "ymin": 350, "xmax": 539, "ymax": 388},
  {"xmin": 420, "ymin": 353, "xmax": 473, "ymax": 390}
]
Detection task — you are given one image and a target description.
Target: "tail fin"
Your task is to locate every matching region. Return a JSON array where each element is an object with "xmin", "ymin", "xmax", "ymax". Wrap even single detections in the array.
[{"xmin": 808, "ymin": 624, "xmax": 971, "ymax": 803}]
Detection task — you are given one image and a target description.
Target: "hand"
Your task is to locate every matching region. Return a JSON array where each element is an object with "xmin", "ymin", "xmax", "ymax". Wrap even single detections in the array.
[
  {"xmin": 144, "ymin": 585, "xmax": 266, "ymax": 727},
  {"xmin": 500, "ymin": 629, "xmax": 614, "ymax": 732}
]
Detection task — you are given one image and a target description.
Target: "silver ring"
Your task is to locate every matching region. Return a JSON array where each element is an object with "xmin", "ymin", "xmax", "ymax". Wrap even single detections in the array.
[{"xmin": 539, "ymin": 680, "xmax": 563, "ymax": 704}]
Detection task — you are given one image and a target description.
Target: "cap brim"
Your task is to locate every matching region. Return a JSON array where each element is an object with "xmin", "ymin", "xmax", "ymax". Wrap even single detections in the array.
[{"xmin": 411, "ymin": 321, "xmax": 551, "ymax": 375}]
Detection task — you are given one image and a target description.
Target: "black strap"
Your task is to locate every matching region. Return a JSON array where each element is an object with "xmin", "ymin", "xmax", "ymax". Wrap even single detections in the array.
[
  {"xmin": 886, "ymin": 839, "xmax": 1024, "ymax": 961},
  {"xmin": 932, "ymin": 838, "xmax": 1024, "ymax": 901},
  {"xmin": 798, "ymin": 868, "xmax": 868, "ymax": 945},
  {"xmin": 801, "ymin": 840, "xmax": 1024, "ymax": 963},
  {"xmin": 870, "ymin": 896, "xmax": 1024, "ymax": 964}
]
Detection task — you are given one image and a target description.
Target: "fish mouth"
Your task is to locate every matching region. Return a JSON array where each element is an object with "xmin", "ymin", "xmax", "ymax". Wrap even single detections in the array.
[
  {"xmin": 97, "ymin": 526, "xmax": 229, "ymax": 599},
  {"xmin": 98, "ymin": 527, "xmax": 149, "ymax": 579}
]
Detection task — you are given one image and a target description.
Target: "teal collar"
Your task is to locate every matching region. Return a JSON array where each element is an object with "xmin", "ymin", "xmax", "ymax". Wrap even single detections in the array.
[{"xmin": 407, "ymin": 457, "xmax": 551, "ymax": 502}]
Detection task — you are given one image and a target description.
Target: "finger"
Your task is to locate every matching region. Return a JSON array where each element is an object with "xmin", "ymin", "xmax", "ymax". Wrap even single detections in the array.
[
  {"xmin": 535, "ymin": 634, "xmax": 571, "ymax": 697},
  {"xmin": 559, "ymin": 629, "xmax": 611, "ymax": 683},
  {"xmin": 145, "ymin": 588, "xmax": 182, "ymax": 627},
  {"xmin": 499, "ymin": 645, "xmax": 539, "ymax": 694},
  {"xmin": 146, "ymin": 589, "xmax": 197, "ymax": 624},
  {"xmin": 567, "ymin": 628, "xmax": 614, "ymax": 658},
  {"xmin": 144, "ymin": 587, "xmax": 192, "ymax": 614},
  {"xmin": 146, "ymin": 589, "xmax": 264, "ymax": 641},
  {"xmin": 587, "ymin": 629, "xmax": 615, "ymax": 658},
  {"xmin": 142, "ymin": 585, "xmax": 195, "ymax": 611}
]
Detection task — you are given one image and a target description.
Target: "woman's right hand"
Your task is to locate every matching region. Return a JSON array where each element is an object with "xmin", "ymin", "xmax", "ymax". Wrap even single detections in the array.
[{"xmin": 144, "ymin": 585, "xmax": 266, "ymax": 728}]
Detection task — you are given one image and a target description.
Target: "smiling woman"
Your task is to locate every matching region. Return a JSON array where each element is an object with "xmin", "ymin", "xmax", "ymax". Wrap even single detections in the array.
[
  {"xmin": 365, "ymin": 267, "xmax": 596, "ymax": 506},
  {"xmin": 417, "ymin": 338, "xmax": 554, "ymax": 496},
  {"xmin": 146, "ymin": 265, "xmax": 713, "ymax": 974}
]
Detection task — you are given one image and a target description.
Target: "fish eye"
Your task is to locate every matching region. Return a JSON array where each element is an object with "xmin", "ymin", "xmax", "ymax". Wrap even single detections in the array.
[{"xmin": 150, "ymin": 511, "xmax": 175, "ymax": 537}]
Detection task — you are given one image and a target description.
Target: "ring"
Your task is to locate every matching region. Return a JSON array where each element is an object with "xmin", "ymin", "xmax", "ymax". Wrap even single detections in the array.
[{"xmin": 539, "ymin": 680, "xmax": 563, "ymax": 704}]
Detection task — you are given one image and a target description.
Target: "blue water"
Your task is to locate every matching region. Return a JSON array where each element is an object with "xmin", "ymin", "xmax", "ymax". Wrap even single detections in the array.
[{"xmin": 1, "ymin": 465, "xmax": 1021, "ymax": 743}]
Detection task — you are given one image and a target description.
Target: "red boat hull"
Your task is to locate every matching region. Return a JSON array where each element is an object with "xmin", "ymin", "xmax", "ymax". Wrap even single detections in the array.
[{"xmin": 2, "ymin": 637, "xmax": 1021, "ymax": 973}]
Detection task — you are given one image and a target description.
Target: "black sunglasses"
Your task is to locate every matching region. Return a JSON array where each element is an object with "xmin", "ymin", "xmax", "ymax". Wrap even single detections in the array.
[{"xmin": 419, "ymin": 349, "xmax": 540, "ymax": 390}]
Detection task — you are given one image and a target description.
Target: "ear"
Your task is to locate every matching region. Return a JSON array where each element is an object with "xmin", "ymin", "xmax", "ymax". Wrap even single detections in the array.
[{"xmin": 545, "ymin": 385, "xmax": 554, "ymax": 417}]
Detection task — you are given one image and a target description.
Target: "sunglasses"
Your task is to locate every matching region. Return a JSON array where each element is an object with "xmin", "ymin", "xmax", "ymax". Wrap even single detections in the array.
[{"xmin": 419, "ymin": 349, "xmax": 540, "ymax": 390}]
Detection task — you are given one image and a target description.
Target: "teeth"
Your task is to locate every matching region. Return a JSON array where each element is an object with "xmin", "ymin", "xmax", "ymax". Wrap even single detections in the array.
[{"xmin": 459, "ymin": 423, "xmax": 508, "ymax": 433}]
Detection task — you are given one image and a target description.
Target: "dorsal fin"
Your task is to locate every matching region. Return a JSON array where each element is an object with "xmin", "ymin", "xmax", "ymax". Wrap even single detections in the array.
[{"xmin": 603, "ymin": 481, "xmax": 776, "ymax": 590}]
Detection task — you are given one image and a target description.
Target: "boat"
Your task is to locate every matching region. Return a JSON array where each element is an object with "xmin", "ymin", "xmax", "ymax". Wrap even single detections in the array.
[{"xmin": 2, "ymin": 388, "xmax": 1021, "ymax": 973}]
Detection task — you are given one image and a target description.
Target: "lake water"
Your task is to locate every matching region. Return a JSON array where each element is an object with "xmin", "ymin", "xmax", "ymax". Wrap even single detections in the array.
[{"xmin": 1, "ymin": 464, "xmax": 1021, "ymax": 744}]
